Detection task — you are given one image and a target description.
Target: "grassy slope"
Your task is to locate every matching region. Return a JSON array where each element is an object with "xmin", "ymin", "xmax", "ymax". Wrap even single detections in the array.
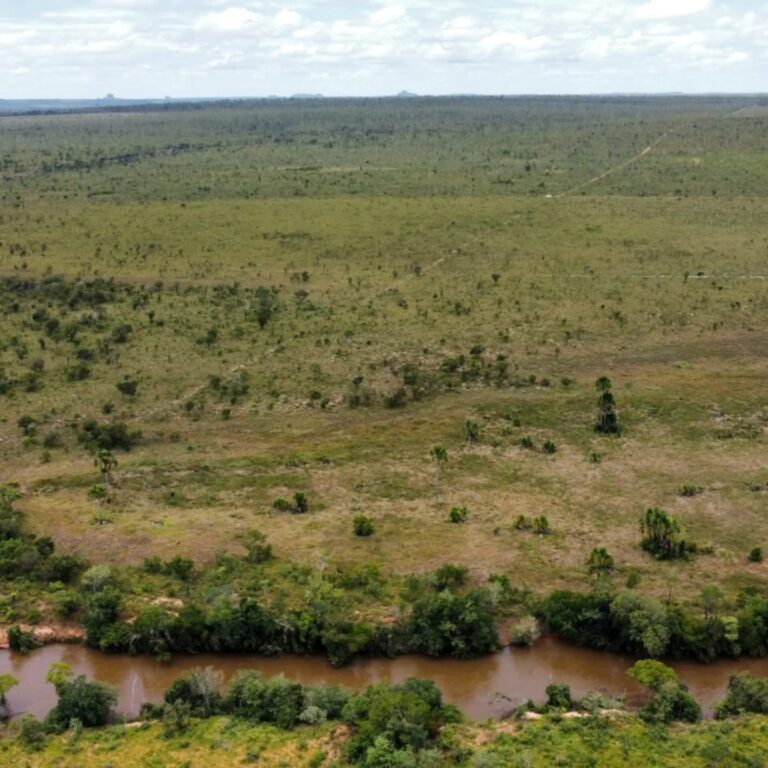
[
  {"xmin": 1, "ymin": 97, "xmax": 767, "ymax": 625},
  {"xmin": 4, "ymin": 714, "xmax": 768, "ymax": 767}
]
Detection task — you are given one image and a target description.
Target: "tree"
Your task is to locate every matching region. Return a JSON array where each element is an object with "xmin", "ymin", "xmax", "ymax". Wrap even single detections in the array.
[
  {"xmin": 595, "ymin": 376, "xmax": 621, "ymax": 434},
  {"xmin": 464, "ymin": 420, "xmax": 480, "ymax": 443},
  {"xmin": 640, "ymin": 507, "xmax": 695, "ymax": 560},
  {"xmin": 627, "ymin": 660, "xmax": 700, "ymax": 723},
  {"xmin": 45, "ymin": 662, "xmax": 117, "ymax": 729},
  {"xmin": 94, "ymin": 448, "xmax": 117, "ymax": 485},
  {"xmin": 586, "ymin": 547, "xmax": 614, "ymax": 575},
  {"xmin": 164, "ymin": 667, "xmax": 224, "ymax": 718},
  {"xmin": 715, "ymin": 673, "xmax": 768, "ymax": 718},
  {"xmin": 243, "ymin": 530, "xmax": 273, "ymax": 563},
  {"xmin": 0, "ymin": 673, "xmax": 18, "ymax": 715},
  {"xmin": 626, "ymin": 659, "xmax": 678, "ymax": 692}
]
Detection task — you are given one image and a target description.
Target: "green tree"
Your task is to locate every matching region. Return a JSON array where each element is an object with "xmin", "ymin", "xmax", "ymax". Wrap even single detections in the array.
[
  {"xmin": 586, "ymin": 547, "xmax": 615, "ymax": 575},
  {"xmin": 93, "ymin": 448, "xmax": 117, "ymax": 486},
  {"xmin": 640, "ymin": 507, "xmax": 694, "ymax": 560},
  {"xmin": 45, "ymin": 663, "xmax": 117, "ymax": 729},
  {"xmin": 627, "ymin": 660, "xmax": 700, "ymax": 724},
  {"xmin": 0, "ymin": 673, "xmax": 18, "ymax": 712},
  {"xmin": 595, "ymin": 376, "xmax": 621, "ymax": 434},
  {"xmin": 353, "ymin": 515, "xmax": 374, "ymax": 537},
  {"xmin": 164, "ymin": 667, "xmax": 224, "ymax": 718}
]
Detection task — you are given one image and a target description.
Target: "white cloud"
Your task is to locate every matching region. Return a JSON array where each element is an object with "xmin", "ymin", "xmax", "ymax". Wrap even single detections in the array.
[
  {"xmin": 274, "ymin": 9, "xmax": 302, "ymax": 29},
  {"xmin": 195, "ymin": 7, "xmax": 258, "ymax": 32},
  {"xmin": 1, "ymin": 0, "xmax": 767, "ymax": 97},
  {"xmin": 371, "ymin": 5, "xmax": 407, "ymax": 25},
  {"xmin": 635, "ymin": 0, "xmax": 711, "ymax": 20}
]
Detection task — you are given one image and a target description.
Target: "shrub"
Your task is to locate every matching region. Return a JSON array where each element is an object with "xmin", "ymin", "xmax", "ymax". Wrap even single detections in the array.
[
  {"xmin": 384, "ymin": 387, "xmax": 408, "ymax": 408},
  {"xmin": 514, "ymin": 514, "xmax": 532, "ymax": 531},
  {"xmin": 45, "ymin": 665, "xmax": 117, "ymax": 730},
  {"xmin": 627, "ymin": 660, "xmax": 700, "ymax": 724},
  {"xmin": 640, "ymin": 507, "xmax": 696, "ymax": 560},
  {"xmin": 432, "ymin": 564, "xmax": 467, "ymax": 591},
  {"xmin": 78, "ymin": 420, "xmax": 141, "ymax": 451},
  {"xmin": 293, "ymin": 492, "xmax": 309, "ymax": 514},
  {"xmin": 448, "ymin": 506, "xmax": 468, "ymax": 524},
  {"xmin": 543, "ymin": 440, "xmax": 557, "ymax": 454},
  {"xmin": 243, "ymin": 530, "xmax": 273, "ymax": 563},
  {"xmin": 272, "ymin": 497, "xmax": 293, "ymax": 512},
  {"xmin": 586, "ymin": 547, "xmax": 614, "ymax": 575},
  {"xmin": 343, "ymin": 679, "xmax": 458, "ymax": 763},
  {"xmin": 464, "ymin": 420, "xmax": 480, "ymax": 443},
  {"xmin": 116, "ymin": 377, "xmax": 138, "ymax": 396},
  {"xmin": 111, "ymin": 323, "xmax": 133, "ymax": 343},
  {"xmin": 408, "ymin": 589, "xmax": 498, "ymax": 658},
  {"xmin": 546, "ymin": 683, "xmax": 573, "ymax": 710},
  {"xmin": 164, "ymin": 667, "xmax": 224, "ymax": 718},
  {"xmin": 680, "ymin": 484, "xmax": 703, "ymax": 497},
  {"xmin": 142, "ymin": 555, "xmax": 164, "ymax": 574},
  {"xmin": 533, "ymin": 516, "xmax": 550, "ymax": 535},
  {"xmin": 165, "ymin": 555, "xmax": 194, "ymax": 581},
  {"xmin": 18, "ymin": 714, "xmax": 47, "ymax": 750},
  {"xmin": 224, "ymin": 672, "xmax": 304, "ymax": 728},
  {"xmin": 715, "ymin": 673, "xmax": 768, "ymax": 718},
  {"xmin": 748, "ymin": 547, "xmax": 763, "ymax": 563},
  {"xmin": 353, "ymin": 515, "xmax": 374, "ymax": 537},
  {"xmin": 520, "ymin": 435, "xmax": 535, "ymax": 449},
  {"xmin": 52, "ymin": 590, "xmax": 80, "ymax": 619},
  {"xmin": 66, "ymin": 363, "xmax": 91, "ymax": 382},
  {"xmin": 8, "ymin": 625, "xmax": 41, "ymax": 654}
]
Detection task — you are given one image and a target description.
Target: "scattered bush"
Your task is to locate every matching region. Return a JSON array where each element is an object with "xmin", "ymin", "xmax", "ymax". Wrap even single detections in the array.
[
  {"xmin": 640, "ymin": 507, "xmax": 697, "ymax": 560},
  {"xmin": 586, "ymin": 547, "xmax": 614, "ymax": 575},
  {"xmin": 448, "ymin": 506, "xmax": 468, "ymax": 524},
  {"xmin": 353, "ymin": 515, "xmax": 374, "ymax": 537}
]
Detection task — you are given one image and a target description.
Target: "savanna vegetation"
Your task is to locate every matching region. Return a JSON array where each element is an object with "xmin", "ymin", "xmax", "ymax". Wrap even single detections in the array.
[
  {"xmin": 2, "ymin": 95, "xmax": 768, "ymax": 762},
  {"xmin": 4, "ymin": 661, "xmax": 768, "ymax": 766}
]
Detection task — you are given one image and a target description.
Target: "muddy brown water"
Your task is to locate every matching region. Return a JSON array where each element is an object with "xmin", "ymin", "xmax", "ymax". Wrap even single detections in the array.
[{"xmin": 3, "ymin": 637, "xmax": 768, "ymax": 721}]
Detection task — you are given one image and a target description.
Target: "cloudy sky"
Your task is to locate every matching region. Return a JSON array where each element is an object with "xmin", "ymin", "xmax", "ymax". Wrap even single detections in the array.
[{"xmin": 1, "ymin": 0, "xmax": 766, "ymax": 98}]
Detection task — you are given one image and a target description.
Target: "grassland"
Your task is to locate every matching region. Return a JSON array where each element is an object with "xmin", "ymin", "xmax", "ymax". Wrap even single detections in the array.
[
  {"xmin": 5, "ymin": 713, "xmax": 768, "ymax": 767},
  {"xmin": 1, "ymin": 95, "xmax": 767, "ymax": 632}
]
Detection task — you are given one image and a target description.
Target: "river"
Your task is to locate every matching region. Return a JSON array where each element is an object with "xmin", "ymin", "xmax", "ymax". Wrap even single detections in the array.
[{"xmin": 2, "ymin": 637, "xmax": 766, "ymax": 721}]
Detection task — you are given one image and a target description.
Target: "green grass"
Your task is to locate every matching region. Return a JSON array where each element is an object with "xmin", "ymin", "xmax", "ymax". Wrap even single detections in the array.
[
  {"xmin": 5, "ymin": 712, "xmax": 768, "ymax": 767},
  {"xmin": 1, "ymin": 96, "xmax": 767, "ymax": 627}
]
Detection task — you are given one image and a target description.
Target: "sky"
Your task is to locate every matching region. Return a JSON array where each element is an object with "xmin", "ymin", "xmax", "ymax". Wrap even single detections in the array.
[{"xmin": 0, "ymin": 0, "xmax": 766, "ymax": 98}]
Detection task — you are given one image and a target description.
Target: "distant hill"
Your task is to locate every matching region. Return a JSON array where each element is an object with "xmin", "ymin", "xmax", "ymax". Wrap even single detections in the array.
[{"xmin": 0, "ymin": 97, "xmax": 223, "ymax": 114}]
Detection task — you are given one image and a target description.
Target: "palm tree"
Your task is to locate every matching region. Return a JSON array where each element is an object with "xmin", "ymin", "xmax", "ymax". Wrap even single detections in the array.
[
  {"xmin": 595, "ymin": 376, "xmax": 620, "ymax": 434},
  {"xmin": 94, "ymin": 449, "xmax": 118, "ymax": 487}
]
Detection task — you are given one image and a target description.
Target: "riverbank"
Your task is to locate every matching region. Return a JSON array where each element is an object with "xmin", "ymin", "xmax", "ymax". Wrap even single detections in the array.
[
  {"xmin": 0, "ymin": 624, "xmax": 84, "ymax": 650},
  {"xmin": 4, "ymin": 711, "xmax": 768, "ymax": 767}
]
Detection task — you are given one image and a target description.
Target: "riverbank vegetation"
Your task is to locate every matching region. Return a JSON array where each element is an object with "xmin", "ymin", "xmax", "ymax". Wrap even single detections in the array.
[{"xmin": 4, "ymin": 663, "xmax": 768, "ymax": 767}]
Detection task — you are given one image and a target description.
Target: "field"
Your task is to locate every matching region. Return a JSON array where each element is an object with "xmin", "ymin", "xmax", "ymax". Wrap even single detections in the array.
[{"xmin": 1, "ymin": 95, "xmax": 768, "ymax": 633}]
